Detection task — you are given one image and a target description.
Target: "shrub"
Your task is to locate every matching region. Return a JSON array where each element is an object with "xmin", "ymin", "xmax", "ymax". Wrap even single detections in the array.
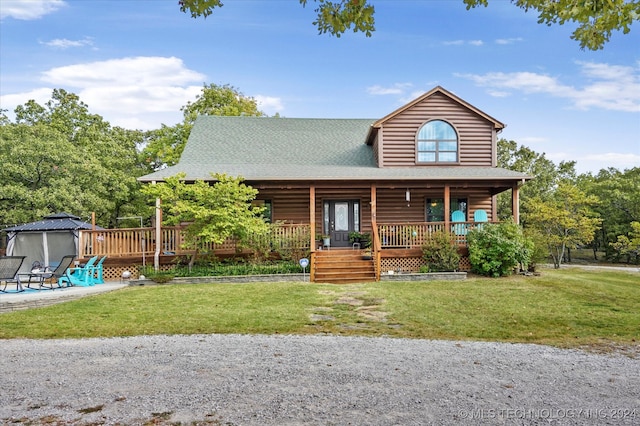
[
  {"xmin": 421, "ymin": 230, "xmax": 460, "ymax": 272},
  {"xmin": 140, "ymin": 260, "xmax": 301, "ymax": 278},
  {"xmin": 523, "ymin": 228, "xmax": 550, "ymax": 271},
  {"xmin": 144, "ymin": 271, "xmax": 175, "ymax": 284},
  {"xmin": 467, "ymin": 221, "xmax": 533, "ymax": 277}
]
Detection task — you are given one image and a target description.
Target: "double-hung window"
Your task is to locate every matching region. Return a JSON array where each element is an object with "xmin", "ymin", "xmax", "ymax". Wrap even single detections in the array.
[{"xmin": 417, "ymin": 120, "xmax": 458, "ymax": 163}]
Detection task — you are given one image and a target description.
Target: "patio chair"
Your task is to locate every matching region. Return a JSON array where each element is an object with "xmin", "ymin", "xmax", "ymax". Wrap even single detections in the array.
[
  {"xmin": 36, "ymin": 254, "xmax": 76, "ymax": 289},
  {"xmin": 92, "ymin": 256, "xmax": 107, "ymax": 284},
  {"xmin": 0, "ymin": 256, "xmax": 26, "ymax": 292},
  {"xmin": 451, "ymin": 210, "xmax": 467, "ymax": 236},
  {"xmin": 59, "ymin": 256, "xmax": 98, "ymax": 287},
  {"xmin": 473, "ymin": 209, "xmax": 488, "ymax": 230}
]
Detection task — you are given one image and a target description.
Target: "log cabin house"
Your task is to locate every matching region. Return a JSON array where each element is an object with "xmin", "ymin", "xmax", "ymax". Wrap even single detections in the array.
[{"xmin": 88, "ymin": 86, "xmax": 530, "ymax": 283}]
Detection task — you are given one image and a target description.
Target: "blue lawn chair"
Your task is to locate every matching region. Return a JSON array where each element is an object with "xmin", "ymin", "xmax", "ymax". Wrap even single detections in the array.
[
  {"xmin": 473, "ymin": 209, "xmax": 488, "ymax": 230},
  {"xmin": 92, "ymin": 256, "xmax": 107, "ymax": 284},
  {"xmin": 451, "ymin": 210, "xmax": 467, "ymax": 236},
  {"xmin": 59, "ymin": 256, "xmax": 98, "ymax": 287}
]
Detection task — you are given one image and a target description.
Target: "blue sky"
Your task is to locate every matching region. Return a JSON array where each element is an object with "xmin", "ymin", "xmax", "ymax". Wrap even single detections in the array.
[{"xmin": 1, "ymin": 0, "xmax": 639, "ymax": 174}]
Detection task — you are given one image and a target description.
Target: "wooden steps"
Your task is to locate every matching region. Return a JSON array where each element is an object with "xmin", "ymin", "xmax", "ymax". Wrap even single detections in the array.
[{"xmin": 313, "ymin": 249, "xmax": 376, "ymax": 284}]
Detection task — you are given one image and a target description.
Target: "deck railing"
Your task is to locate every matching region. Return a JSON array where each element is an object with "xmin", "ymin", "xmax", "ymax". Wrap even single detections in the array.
[
  {"xmin": 79, "ymin": 224, "xmax": 312, "ymax": 258},
  {"xmin": 377, "ymin": 221, "xmax": 493, "ymax": 248},
  {"xmin": 78, "ymin": 222, "xmax": 491, "ymax": 258}
]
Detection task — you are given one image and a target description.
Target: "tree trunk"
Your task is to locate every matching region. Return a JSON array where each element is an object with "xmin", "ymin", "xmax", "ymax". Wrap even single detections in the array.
[{"xmin": 188, "ymin": 250, "xmax": 199, "ymax": 272}]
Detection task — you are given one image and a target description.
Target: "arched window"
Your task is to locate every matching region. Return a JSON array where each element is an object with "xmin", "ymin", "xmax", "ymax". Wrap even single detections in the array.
[{"xmin": 417, "ymin": 120, "xmax": 458, "ymax": 163}]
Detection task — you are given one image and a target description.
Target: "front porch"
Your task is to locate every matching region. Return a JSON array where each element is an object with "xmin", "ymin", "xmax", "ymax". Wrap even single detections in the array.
[
  {"xmin": 76, "ymin": 180, "xmax": 519, "ymax": 283},
  {"xmin": 77, "ymin": 221, "xmax": 491, "ymax": 282}
]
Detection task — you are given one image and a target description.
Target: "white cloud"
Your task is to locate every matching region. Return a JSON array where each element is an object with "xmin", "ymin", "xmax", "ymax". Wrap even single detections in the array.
[
  {"xmin": 255, "ymin": 95, "xmax": 284, "ymax": 116},
  {"xmin": 457, "ymin": 61, "xmax": 640, "ymax": 112},
  {"xmin": 0, "ymin": 0, "xmax": 65, "ymax": 20},
  {"xmin": 443, "ymin": 40, "xmax": 484, "ymax": 46},
  {"xmin": 2, "ymin": 56, "xmax": 208, "ymax": 130},
  {"xmin": 41, "ymin": 56, "xmax": 205, "ymax": 87},
  {"xmin": 495, "ymin": 37, "xmax": 523, "ymax": 45},
  {"xmin": 367, "ymin": 83, "xmax": 413, "ymax": 96},
  {"xmin": 518, "ymin": 136, "xmax": 550, "ymax": 145},
  {"xmin": 0, "ymin": 87, "xmax": 55, "ymax": 111},
  {"xmin": 486, "ymin": 90, "xmax": 509, "ymax": 97},
  {"xmin": 41, "ymin": 37, "xmax": 94, "ymax": 49}
]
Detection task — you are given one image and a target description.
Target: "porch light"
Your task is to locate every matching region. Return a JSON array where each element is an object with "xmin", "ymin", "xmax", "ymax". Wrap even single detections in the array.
[{"xmin": 405, "ymin": 189, "xmax": 410, "ymax": 202}]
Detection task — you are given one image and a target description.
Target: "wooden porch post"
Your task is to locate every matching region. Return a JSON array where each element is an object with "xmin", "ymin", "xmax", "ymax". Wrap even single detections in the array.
[
  {"xmin": 370, "ymin": 184, "xmax": 377, "ymax": 227},
  {"xmin": 310, "ymin": 185, "xmax": 316, "ymax": 250},
  {"xmin": 310, "ymin": 185, "xmax": 316, "ymax": 282},
  {"xmin": 91, "ymin": 212, "xmax": 96, "ymax": 259},
  {"xmin": 151, "ymin": 180, "xmax": 162, "ymax": 272},
  {"xmin": 154, "ymin": 196, "xmax": 161, "ymax": 272},
  {"xmin": 444, "ymin": 185, "xmax": 451, "ymax": 230},
  {"xmin": 512, "ymin": 183, "xmax": 520, "ymax": 224},
  {"xmin": 370, "ymin": 184, "xmax": 380, "ymax": 281}
]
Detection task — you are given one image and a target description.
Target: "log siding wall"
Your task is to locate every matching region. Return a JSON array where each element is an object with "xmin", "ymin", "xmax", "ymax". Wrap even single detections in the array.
[
  {"xmin": 374, "ymin": 188, "xmax": 493, "ymax": 222},
  {"xmin": 255, "ymin": 184, "xmax": 494, "ymax": 229},
  {"xmin": 378, "ymin": 92, "xmax": 494, "ymax": 167}
]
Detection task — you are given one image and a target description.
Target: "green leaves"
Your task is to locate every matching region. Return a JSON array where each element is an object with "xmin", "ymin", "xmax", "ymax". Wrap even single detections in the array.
[
  {"xmin": 465, "ymin": 0, "xmax": 639, "ymax": 50},
  {"xmin": 420, "ymin": 230, "xmax": 461, "ymax": 272},
  {"xmin": 467, "ymin": 221, "xmax": 534, "ymax": 277},
  {"xmin": 525, "ymin": 183, "xmax": 601, "ymax": 268},
  {"xmin": 0, "ymin": 90, "xmax": 147, "ymax": 227},
  {"xmin": 178, "ymin": 0, "xmax": 223, "ymax": 18},
  {"xmin": 141, "ymin": 83, "xmax": 264, "ymax": 170},
  {"xmin": 180, "ymin": 0, "xmax": 637, "ymax": 48},
  {"xmin": 301, "ymin": 0, "xmax": 376, "ymax": 37},
  {"xmin": 141, "ymin": 173, "xmax": 270, "ymax": 249},
  {"xmin": 496, "ymin": 138, "xmax": 578, "ymax": 222}
]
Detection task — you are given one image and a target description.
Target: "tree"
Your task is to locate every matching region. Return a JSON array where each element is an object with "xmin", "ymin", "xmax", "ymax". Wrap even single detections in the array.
[
  {"xmin": 141, "ymin": 173, "xmax": 270, "ymax": 255},
  {"xmin": 496, "ymin": 139, "xmax": 577, "ymax": 222},
  {"xmin": 609, "ymin": 221, "xmax": 640, "ymax": 264},
  {"xmin": 465, "ymin": 0, "xmax": 639, "ymax": 50},
  {"xmin": 582, "ymin": 167, "xmax": 640, "ymax": 260},
  {"xmin": 525, "ymin": 183, "xmax": 601, "ymax": 268},
  {"xmin": 0, "ymin": 90, "xmax": 148, "ymax": 227},
  {"xmin": 141, "ymin": 83, "xmax": 264, "ymax": 170},
  {"xmin": 178, "ymin": 0, "xmax": 638, "ymax": 49}
]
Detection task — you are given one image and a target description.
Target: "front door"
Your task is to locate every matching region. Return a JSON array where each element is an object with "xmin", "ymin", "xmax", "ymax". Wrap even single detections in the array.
[{"xmin": 324, "ymin": 200, "xmax": 359, "ymax": 248}]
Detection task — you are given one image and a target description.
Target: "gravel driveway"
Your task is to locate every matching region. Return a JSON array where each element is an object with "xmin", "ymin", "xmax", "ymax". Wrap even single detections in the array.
[{"xmin": 1, "ymin": 334, "xmax": 638, "ymax": 425}]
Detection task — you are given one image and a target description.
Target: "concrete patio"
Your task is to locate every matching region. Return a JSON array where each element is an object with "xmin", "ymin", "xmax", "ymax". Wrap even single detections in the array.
[{"xmin": 0, "ymin": 281, "xmax": 128, "ymax": 313}]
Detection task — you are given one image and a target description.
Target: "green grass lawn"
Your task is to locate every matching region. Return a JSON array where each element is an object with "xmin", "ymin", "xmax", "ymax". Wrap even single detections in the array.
[{"xmin": 1, "ymin": 268, "xmax": 638, "ymax": 351}]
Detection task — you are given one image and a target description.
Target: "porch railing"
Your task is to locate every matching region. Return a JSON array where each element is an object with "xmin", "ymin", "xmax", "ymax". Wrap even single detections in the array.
[
  {"xmin": 78, "ymin": 222, "xmax": 490, "ymax": 258},
  {"xmin": 78, "ymin": 224, "xmax": 312, "ymax": 258},
  {"xmin": 377, "ymin": 221, "xmax": 492, "ymax": 248}
]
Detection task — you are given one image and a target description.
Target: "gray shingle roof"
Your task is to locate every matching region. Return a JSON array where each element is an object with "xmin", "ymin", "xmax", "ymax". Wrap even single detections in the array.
[
  {"xmin": 3, "ymin": 212, "xmax": 103, "ymax": 232},
  {"xmin": 139, "ymin": 116, "xmax": 529, "ymax": 183}
]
